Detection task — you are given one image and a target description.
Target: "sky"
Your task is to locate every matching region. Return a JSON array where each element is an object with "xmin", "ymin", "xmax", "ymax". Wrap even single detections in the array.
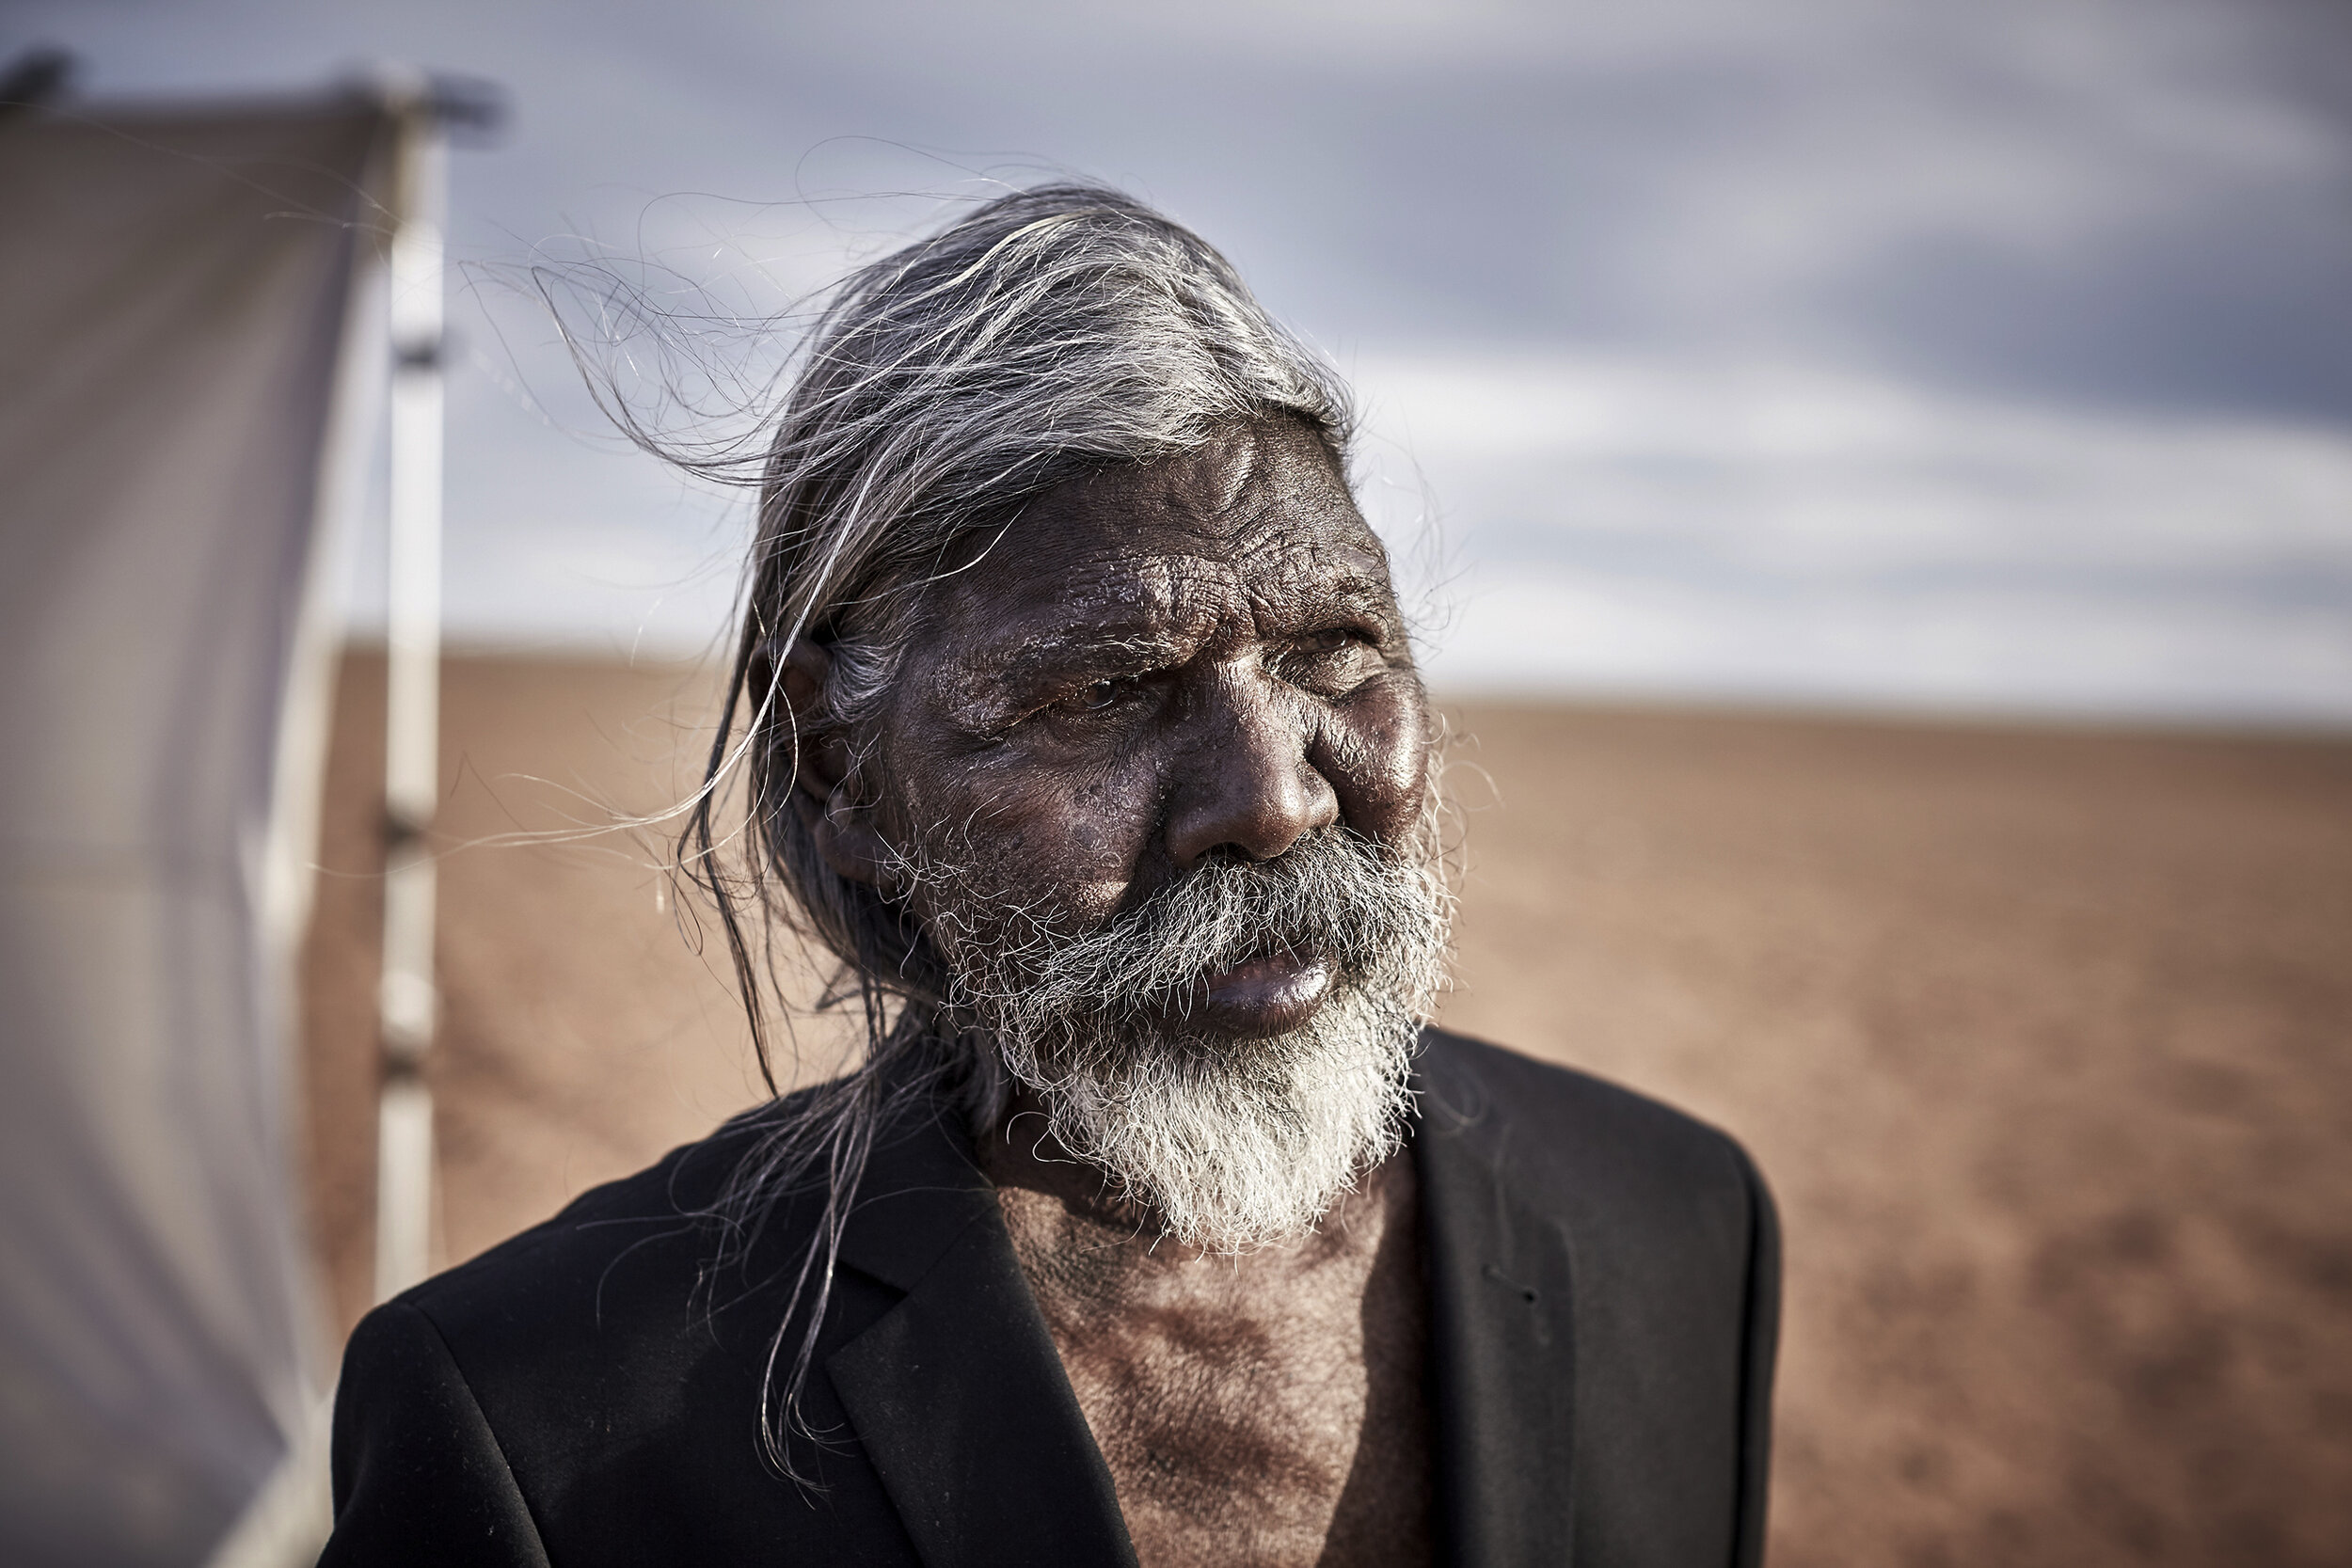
[{"xmin": 12, "ymin": 0, "xmax": 2352, "ymax": 721}]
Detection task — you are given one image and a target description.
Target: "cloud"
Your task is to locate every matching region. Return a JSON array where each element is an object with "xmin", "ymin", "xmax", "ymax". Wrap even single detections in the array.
[
  {"xmin": 1427, "ymin": 568, "xmax": 2352, "ymax": 721},
  {"xmin": 1352, "ymin": 353, "xmax": 2352, "ymax": 719},
  {"xmin": 13, "ymin": 0, "xmax": 2349, "ymax": 717}
]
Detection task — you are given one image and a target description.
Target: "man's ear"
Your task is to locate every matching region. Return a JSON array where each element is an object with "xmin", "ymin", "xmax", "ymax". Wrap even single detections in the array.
[{"xmin": 764, "ymin": 638, "xmax": 893, "ymax": 889}]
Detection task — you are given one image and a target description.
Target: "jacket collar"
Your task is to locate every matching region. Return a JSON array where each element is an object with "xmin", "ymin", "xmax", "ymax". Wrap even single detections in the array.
[
  {"xmin": 818, "ymin": 1028, "xmax": 1578, "ymax": 1568},
  {"xmin": 825, "ymin": 1103, "xmax": 1140, "ymax": 1568}
]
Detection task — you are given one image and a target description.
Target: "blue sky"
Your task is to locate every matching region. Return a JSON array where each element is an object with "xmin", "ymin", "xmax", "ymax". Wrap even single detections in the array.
[{"xmin": 14, "ymin": 0, "xmax": 2352, "ymax": 721}]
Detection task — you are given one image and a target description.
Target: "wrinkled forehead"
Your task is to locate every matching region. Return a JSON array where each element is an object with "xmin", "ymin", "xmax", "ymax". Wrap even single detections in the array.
[
  {"xmin": 930, "ymin": 418, "xmax": 1399, "ymax": 646},
  {"xmin": 1063, "ymin": 413, "xmax": 1358, "ymax": 544}
]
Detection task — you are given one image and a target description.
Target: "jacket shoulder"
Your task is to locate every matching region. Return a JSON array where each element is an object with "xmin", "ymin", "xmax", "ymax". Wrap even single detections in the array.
[
  {"xmin": 325, "ymin": 1301, "xmax": 550, "ymax": 1567},
  {"xmin": 1416, "ymin": 1025, "xmax": 1771, "ymax": 1236},
  {"xmin": 1421, "ymin": 1024, "xmax": 1760, "ymax": 1165},
  {"xmin": 355, "ymin": 1107, "xmax": 835, "ymax": 1472},
  {"xmin": 1416, "ymin": 1027, "xmax": 1780, "ymax": 1567},
  {"xmin": 326, "ymin": 1107, "xmax": 919, "ymax": 1563},
  {"xmin": 397, "ymin": 1130, "xmax": 739, "ymax": 1329},
  {"xmin": 355, "ymin": 1159, "xmax": 700, "ymax": 1416}
]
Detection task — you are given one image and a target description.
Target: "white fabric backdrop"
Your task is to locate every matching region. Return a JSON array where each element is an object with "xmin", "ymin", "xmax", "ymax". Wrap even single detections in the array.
[{"xmin": 0, "ymin": 100, "xmax": 392, "ymax": 1566}]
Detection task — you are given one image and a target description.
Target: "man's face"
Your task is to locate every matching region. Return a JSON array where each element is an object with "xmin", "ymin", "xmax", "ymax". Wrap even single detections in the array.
[
  {"xmin": 848, "ymin": 416, "xmax": 1447, "ymax": 1248},
  {"xmin": 872, "ymin": 415, "xmax": 1434, "ymax": 1037}
]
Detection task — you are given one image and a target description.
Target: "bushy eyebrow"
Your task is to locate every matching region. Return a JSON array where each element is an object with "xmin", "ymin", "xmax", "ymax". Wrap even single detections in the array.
[
  {"xmin": 932, "ymin": 625, "xmax": 1188, "ymax": 731},
  {"xmin": 988, "ymin": 577, "xmax": 1396, "ymax": 683},
  {"xmin": 1289, "ymin": 573, "xmax": 1404, "ymax": 637},
  {"xmin": 994, "ymin": 627, "xmax": 1190, "ymax": 689},
  {"xmin": 939, "ymin": 564, "xmax": 1402, "ymax": 728}
]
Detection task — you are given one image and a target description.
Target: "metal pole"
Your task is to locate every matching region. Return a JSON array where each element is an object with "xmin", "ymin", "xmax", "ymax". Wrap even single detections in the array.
[{"xmin": 373, "ymin": 101, "xmax": 446, "ymax": 1304}]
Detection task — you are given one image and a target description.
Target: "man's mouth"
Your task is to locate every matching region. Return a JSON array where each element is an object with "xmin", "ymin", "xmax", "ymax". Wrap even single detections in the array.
[{"xmin": 1183, "ymin": 949, "xmax": 1333, "ymax": 1039}]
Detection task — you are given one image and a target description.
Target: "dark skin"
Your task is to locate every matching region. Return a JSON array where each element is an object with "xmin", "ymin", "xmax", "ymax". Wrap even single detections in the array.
[{"xmin": 783, "ymin": 417, "xmax": 1436, "ymax": 1566}]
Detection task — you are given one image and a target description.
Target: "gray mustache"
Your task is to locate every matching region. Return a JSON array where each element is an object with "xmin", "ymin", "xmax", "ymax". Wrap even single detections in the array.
[{"xmin": 1009, "ymin": 829, "xmax": 1438, "ymax": 1023}]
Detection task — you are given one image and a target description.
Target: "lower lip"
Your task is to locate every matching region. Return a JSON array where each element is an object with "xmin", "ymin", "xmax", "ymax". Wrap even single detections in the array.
[{"xmin": 1189, "ymin": 952, "xmax": 1333, "ymax": 1038}]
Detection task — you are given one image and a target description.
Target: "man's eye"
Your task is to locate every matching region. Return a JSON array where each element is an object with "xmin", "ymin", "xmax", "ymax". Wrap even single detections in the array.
[
  {"xmin": 1292, "ymin": 628, "xmax": 1375, "ymax": 667},
  {"xmin": 1068, "ymin": 676, "xmax": 1133, "ymax": 712},
  {"xmin": 1276, "ymin": 629, "xmax": 1382, "ymax": 692}
]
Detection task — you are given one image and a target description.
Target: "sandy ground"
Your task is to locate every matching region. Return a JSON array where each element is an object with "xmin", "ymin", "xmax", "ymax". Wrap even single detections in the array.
[{"xmin": 302, "ymin": 651, "xmax": 2352, "ymax": 1566}]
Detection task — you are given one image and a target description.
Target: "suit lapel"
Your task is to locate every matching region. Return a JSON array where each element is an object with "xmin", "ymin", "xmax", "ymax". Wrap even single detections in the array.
[
  {"xmin": 820, "ymin": 1034, "xmax": 1576, "ymax": 1568},
  {"xmin": 1415, "ymin": 1031, "xmax": 1580, "ymax": 1567},
  {"xmin": 825, "ymin": 1108, "xmax": 1139, "ymax": 1568}
]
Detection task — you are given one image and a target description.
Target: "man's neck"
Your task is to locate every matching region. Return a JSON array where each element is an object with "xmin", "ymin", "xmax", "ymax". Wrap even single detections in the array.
[{"xmin": 980, "ymin": 1098, "xmax": 1435, "ymax": 1568}]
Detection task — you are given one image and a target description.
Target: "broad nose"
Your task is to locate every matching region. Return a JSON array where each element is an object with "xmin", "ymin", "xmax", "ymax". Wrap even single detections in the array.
[{"xmin": 1163, "ymin": 673, "xmax": 1339, "ymax": 870}]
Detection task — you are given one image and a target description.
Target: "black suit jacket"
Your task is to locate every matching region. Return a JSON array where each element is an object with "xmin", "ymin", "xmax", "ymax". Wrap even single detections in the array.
[{"xmin": 321, "ymin": 1029, "xmax": 1778, "ymax": 1566}]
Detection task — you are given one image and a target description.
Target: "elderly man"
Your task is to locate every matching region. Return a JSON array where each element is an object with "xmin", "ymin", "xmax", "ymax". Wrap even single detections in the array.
[{"xmin": 322, "ymin": 185, "xmax": 1777, "ymax": 1567}]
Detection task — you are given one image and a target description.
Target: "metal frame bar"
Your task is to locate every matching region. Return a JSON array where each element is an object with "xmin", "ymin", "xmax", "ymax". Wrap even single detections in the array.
[{"xmin": 373, "ymin": 102, "xmax": 447, "ymax": 1305}]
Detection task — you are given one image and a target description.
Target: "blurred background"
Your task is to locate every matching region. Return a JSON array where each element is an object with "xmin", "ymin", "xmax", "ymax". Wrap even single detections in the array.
[{"xmin": 5, "ymin": 1, "xmax": 2349, "ymax": 1564}]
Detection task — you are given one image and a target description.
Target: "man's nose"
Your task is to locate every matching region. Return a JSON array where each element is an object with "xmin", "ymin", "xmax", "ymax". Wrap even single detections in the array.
[{"xmin": 1163, "ymin": 675, "xmax": 1339, "ymax": 870}]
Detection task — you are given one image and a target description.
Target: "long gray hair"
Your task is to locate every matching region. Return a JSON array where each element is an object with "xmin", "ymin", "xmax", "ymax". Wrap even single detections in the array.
[{"xmin": 668, "ymin": 183, "xmax": 1359, "ymax": 1474}]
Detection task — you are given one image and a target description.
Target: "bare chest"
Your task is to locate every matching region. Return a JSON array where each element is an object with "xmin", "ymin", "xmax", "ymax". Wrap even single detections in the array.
[{"xmin": 996, "ymin": 1165, "xmax": 1433, "ymax": 1568}]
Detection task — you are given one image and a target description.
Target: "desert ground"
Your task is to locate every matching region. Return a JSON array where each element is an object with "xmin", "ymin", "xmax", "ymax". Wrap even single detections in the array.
[{"xmin": 301, "ymin": 650, "xmax": 2352, "ymax": 1567}]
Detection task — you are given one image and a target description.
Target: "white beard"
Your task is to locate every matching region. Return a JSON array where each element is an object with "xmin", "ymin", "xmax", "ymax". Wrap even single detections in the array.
[
  {"xmin": 1005, "ymin": 981, "xmax": 1423, "ymax": 1252},
  {"xmin": 903, "ymin": 825, "xmax": 1453, "ymax": 1252}
]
